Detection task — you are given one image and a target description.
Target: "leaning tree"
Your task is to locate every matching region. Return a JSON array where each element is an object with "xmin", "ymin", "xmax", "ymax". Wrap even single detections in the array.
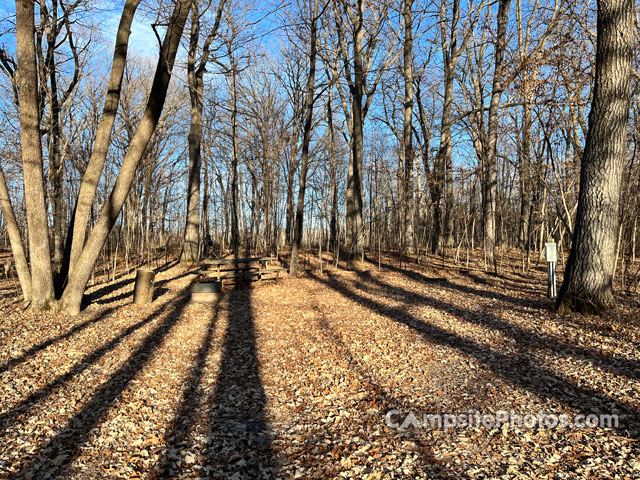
[{"xmin": 3, "ymin": 0, "xmax": 193, "ymax": 313}]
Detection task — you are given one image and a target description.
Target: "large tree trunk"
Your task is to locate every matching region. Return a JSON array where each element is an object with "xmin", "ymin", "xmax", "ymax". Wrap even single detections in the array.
[
  {"xmin": 345, "ymin": 0, "xmax": 366, "ymax": 261},
  {"xmin": 16, "ymin": 0, "xmax": 55, "ymax": 309},
  {"xmin": 182, "ymin": 6, "xmax": 204, "ymax": 264},
  {"xmin": 182, "ymin": 0, "xmax": 225, "ymax": 262},
  {"xmin": 46, "ymin": 24, "xmax": 65, "ymax": 268},
  {"xmin": 59, "ymin": 0, "xmax": 192, "ymax": 314},
  {"xmin": 556, "ymin": 0, "xmax": 633, "ymax": 314},
  {"xmin": 483, "ymin": 0, "xmax": 511, "ymax": 272},
  {"xmin": 346, "ymin": 91, "xmax": 365, "ymax": 260}
]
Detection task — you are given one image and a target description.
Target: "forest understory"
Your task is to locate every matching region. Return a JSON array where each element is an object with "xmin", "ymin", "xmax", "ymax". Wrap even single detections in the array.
[{"xmin": 0, "ymin": 249, "xmax": 639, "ymax": 479}]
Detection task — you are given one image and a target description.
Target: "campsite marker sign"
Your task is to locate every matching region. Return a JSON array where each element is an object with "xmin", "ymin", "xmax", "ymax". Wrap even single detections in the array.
[{"xmin": 545, "ymin": 241, "xmax": 557, "ymax": 298}]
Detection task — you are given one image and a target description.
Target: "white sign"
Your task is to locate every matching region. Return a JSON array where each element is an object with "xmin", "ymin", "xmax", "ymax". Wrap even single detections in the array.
[{"xmin": 545, "ymin": 242, "xmax": 557, "ymax": 263}]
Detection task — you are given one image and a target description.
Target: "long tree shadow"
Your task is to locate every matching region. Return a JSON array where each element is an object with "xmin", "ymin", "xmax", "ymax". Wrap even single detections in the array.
[
  {"xmin": 381, "ymin": 259, "xmax": 640, "ymax": 343},
  {"xmin": 303, "ymin": 301, "xmax": 453, "ymax": 475},
  {"xmin": 205, "ymin": 286, "xmax": 278, "ymax": 477},
  {"xmin": 309, "ymin": 272, "xmax": 640, "ymax": 438},
  {"xmin": 354, "ymin": 269, "xmax": 640, "ymax": 383},
  {"xmin": 0, "ymin": 306, "xmax": 118, "ymax": 374},
  {"xmin": 0, "ymin": 298, "xmax": 181, "ymax": 434},
  {"xmin": 15, "ymin": 293, "xmax": 190, "ymax": 478},
  {"xmin": 85, "ymin": 266, "xmax": 195, "ymax": 306},
  {"xmin": 153, "ymin": 303, "xmax": 221, "ymax": 478},
  {"xmin": 378, "ymin": 260, "xmax": 544, "ymax": 311}
]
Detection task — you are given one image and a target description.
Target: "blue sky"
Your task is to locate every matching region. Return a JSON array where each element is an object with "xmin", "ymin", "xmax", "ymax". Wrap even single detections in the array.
[
  {"xmin": 0, "ymin": 0, "xmax": 161, "ymax": 57},
  {"xmin": 104, "ymin": 12, "xmax": 161, "ymax": 57}
]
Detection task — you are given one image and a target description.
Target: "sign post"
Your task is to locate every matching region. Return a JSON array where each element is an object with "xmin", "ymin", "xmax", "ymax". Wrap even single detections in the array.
[{"xmin": 544, "ymin": 241, "xmax": 557, "ymax": 298}]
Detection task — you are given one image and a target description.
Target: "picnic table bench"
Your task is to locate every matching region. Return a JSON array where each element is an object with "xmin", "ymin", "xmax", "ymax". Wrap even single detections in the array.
[{"xmin": 198, "ymin": 256, "xmax": 286, "ymax": 284}]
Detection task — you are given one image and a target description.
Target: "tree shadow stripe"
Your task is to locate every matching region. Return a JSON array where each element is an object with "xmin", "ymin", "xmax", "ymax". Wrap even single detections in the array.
[
  {"xmin": 16, "ymin": 294, "xmax": 190, "ymax": 477},
  {"xmin": 205, "ymin": 286, "xmax": 278, "ymax": 476},
  {"xmin": 309, "ymin": 272, "xmax": 639, "ymax": 437}
]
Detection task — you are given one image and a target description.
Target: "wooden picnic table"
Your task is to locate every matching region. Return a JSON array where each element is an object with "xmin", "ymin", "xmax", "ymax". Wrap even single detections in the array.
[
  {"xmin": 201, "ymin": 256, "xmax": 275, "ymax": 266},
  {"xmin": 199, "ymin": 256, "xmax": 285, "ymax": 283}
]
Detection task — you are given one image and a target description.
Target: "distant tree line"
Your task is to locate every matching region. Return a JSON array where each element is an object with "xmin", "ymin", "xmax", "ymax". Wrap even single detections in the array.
[{"xmin": 0, "ymin": 0, "xmax": 636, "ymax": 314}]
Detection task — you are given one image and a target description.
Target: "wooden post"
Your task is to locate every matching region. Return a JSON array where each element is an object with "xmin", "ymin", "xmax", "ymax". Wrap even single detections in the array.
[{"xmin": 133, "ymin": 269, "xmax": 155, "ymax": 304}]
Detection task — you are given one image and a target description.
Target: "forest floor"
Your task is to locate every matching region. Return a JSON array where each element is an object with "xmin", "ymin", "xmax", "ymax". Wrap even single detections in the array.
[{"xmin": 0, "ymin": 249, "xmax": 639, "ymax": 479}]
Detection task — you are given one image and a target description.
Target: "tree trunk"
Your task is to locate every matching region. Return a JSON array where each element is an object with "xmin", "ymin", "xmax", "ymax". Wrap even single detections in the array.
[
  {"xmin": 182, "ymin": 5, "xmax": 204, "ymax": 264},
  {"xmin": 290, "ymin": 0, "xmax": 319, "ymax": 276},
  {"xmin": 328, "ymin": 88, "xmax": 338, "ymax": 253},
  {"xmin": 0, "ymin": 164, "xmax": 32, "ymax": 301},
  {"xmin": 133, "ymin": 269, "xmax": 155, "ymax": 304},
  {"xmin": 229, "ymin": 53, "xmax": 240, "ymax": 257},
  {"xmin": 16, "ymin": 0, "xmax": 55, "ymax": 309},
  {"xmin": 46, "ymin": 26, "xmax": 65, "ymax": 268},
  {"xmin": 67, "ymin": 0, "xmax": 141, "ymax": 278},
  {"xmin": 483, "ymin": 0, "xmax": 511, "ymax": 272},
  {"xmin": 402, "ymin": 0, "xmax": 415, "ymax": 255},
  {"xmin": 59, "ymin": 0, "xmax": 192, "ymax": 314},
  {"xmin": 202, "ymin": 146, "xmax": 212, "ymax": 255},
  {"xmin": 345, "ymin": 0, "xmax": 366, "ymax": 261},
  {"xmin": 518, "ymin": 96, "xmax": 533, "ymax": 248},
  {"xmin": 285, "ymin": 135, "xmax": 297, "ymax": 246},
  {"xmin": 556, "ymin": 0, "xmax": 634, "ymax": 314}
]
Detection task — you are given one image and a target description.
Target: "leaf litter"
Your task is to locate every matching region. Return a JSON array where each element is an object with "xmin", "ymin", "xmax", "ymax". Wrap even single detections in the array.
[{"xmin": 0, "ymin": 253, "xmax": 639, "ymax": 479}]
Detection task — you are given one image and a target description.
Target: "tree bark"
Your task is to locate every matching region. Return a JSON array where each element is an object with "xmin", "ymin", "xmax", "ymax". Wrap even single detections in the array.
[
  {"xmin": 290, "ymin": 0, "xmax": 320, "ymax": 276},
  {"xmin": 556, "ymin": 0, "xmax": 634, "ymax": 314},
  {"xmin": 16, "ymin": 0, "xmax": 55, "ymax": 309},
  {"xmin": 402, "ymin": 0, "xmax": 415, "ymax": 255},
  {"xmin": 182, "ymin": 0, "xmax": 226, "ymax": 263},
  {"xmin": 133, "ymin": 269, "xmax": 155, "ymax": 304},
  {"xmin": 0, "ymin": 164, "xmax": 32, "ymax": 301},
  {"xmin": 44, "ymin": 1, "xmax": 65, "ymax": 268},
  {"xmin": 483, "ymin": 0, "xmax": 511, "ymax": 272},
  {"xmin": 182, "ymin": 5, "xmax": 204, "ymax": 264},
  {"xmin": 345, "ymin": 1, "xmax": 366, "ymax": 260},
  {"xmin": 59, "ymin": 0, "xmax": 193, "ymax": 314}
]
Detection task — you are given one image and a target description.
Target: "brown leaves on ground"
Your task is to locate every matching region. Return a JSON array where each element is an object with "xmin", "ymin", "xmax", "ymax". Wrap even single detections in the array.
[{"xmin": 0, "ymin": 252, "xmax": 639, "ymax": 479}]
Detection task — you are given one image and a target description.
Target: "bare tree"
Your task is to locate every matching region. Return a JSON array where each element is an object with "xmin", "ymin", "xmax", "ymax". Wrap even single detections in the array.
[
  {"xmin": 401, "ymin": 0, "xmax": 415, "ymax": 254},
  {"xmin": 15, "ymin": 0, "xmax": 55, "ymax": 309},
  {"xmin": 290, "ymin": 0, "xmax": 322, "ymax": 275},
  {"xmin": 182, "ymin": 0, "xmax": 227, "ymax": 263},
  {"xmin": 323, "ymin": 0, "xmax": 399, "ymax": 261},
  {"xmin": 8, "ymin": 0, "xmax": 193, "ymax": 313},
  {"xmin": 556, "ymin": 0, "xmax": 634, "ymax": 314}
]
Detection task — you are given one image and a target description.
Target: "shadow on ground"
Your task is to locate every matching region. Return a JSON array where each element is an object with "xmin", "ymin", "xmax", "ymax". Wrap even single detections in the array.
[{"xmin": 308, "ymin": 270, "xmax": 640, "ymax": 438}]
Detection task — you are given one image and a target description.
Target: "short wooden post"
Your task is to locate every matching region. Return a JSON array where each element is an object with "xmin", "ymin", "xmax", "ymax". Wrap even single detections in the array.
[
  {"xmin": 133, "ymin": 269, "xmax": 155, "ymax": 304},
  {"xmin": 544, "ymin": 241, "xmax": 557, "ymax": 298}
]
